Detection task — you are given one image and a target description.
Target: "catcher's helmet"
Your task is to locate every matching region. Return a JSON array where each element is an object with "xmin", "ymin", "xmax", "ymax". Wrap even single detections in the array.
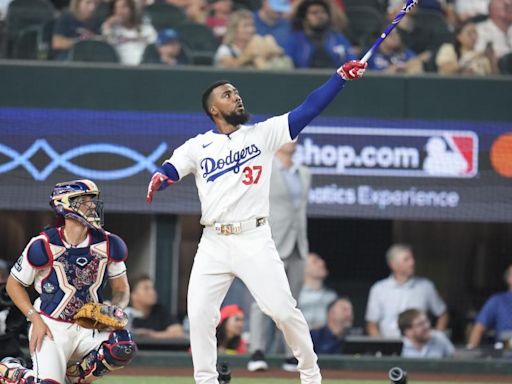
[{"xmin": 50, "ymin": 179, "xmax": 104, "ymax": 230}]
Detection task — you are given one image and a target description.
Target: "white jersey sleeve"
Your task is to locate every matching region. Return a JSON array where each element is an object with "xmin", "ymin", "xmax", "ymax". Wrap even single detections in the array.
[
  {"xmin": 108, "ymin": 261, "xmax": 127, "ymax": 279},
  {"xmin": 166, "ymin": 138, "xmax": 196, "ymax": 179},
  {"xmin": 254, "ymin": 113, "xmax": 293, "ymax": 153},
  {"xmin": 10, "ymin": 236, "xmax": 44, "ymax": 287}
]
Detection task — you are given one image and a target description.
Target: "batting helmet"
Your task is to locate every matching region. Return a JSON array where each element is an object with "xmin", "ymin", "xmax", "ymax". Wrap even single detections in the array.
[{"xmin": 49, "ymin": 179, "xmax": 104, "ymax": 230}]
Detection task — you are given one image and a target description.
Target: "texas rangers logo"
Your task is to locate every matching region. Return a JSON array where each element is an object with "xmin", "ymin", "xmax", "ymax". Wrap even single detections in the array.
[{"xmin": 201, "ymin": 144, "xmax": 262, "ymax": 182}]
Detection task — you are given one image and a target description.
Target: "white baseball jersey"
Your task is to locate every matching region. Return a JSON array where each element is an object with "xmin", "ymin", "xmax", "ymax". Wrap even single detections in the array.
[{"xmin": 166, "ymin": 113, "xmax": 292, "ymax": 225}]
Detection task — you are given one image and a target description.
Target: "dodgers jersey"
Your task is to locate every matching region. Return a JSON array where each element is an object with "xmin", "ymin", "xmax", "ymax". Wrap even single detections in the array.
[
  {"xmin": 166, "ymin": 113, "xmax": 292, "ymax": 225},
  {"xmin": 10, "ymin": 226, "xmax": 127, "ymax": 322}
]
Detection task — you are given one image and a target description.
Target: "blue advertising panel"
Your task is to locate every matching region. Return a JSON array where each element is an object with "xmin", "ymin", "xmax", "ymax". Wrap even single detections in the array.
[{"xmin": 1, "ymin": 107, "xmax": 511, "ymax": 222}]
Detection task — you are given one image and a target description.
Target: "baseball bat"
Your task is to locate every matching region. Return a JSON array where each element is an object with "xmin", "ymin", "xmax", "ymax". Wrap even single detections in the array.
[{"xmin": 360, "ymin": 0, "xmax": 420, "ymax": 64}]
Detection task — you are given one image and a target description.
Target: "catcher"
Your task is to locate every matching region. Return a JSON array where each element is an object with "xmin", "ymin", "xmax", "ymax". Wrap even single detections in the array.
[{"xmin": 0, "ymin": 179, "xmax": 136, "ymax": 384}]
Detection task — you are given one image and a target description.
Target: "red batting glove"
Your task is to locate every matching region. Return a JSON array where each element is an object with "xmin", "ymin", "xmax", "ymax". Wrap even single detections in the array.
[
  {"xmin": 146, "ymin": 172, "xmax": 174, "ymax": 203},
  {"xmin": 337, "ymin": 60, "xmax": 368, "ymax": 80}
]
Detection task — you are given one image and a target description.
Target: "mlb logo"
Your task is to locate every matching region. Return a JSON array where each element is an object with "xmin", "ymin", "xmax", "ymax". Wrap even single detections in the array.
[{"xmin": 423, "ymin": 133, "xmax": 478, "ymax": 177}]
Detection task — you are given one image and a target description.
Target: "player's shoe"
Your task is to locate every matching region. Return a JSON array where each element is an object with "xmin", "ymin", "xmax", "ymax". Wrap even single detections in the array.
[
  {"xmin": 0, "ymin": 357, "xmax": 29, "ymax": 384},
  {"xmin": 281, "ymin": 356, "xmax": 298, "ymax": 372},
  {"xmin": 247, "ymin": 350, "xmax": 268, "ymax": 372}
]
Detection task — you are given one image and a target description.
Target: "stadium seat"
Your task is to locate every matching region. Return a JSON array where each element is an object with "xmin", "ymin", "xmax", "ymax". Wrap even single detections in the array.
[
  {"xmin": 68, "ymin": 40, "xmax": 119, "ymax": 63},
  {"xmin": 345, "ymin": 6, "xmax": 384, "ymax": 50},
  {"xmin": 344, "ymin": 0, "xmax": 387, "ymax": 12},
  {"xmin": 144, "ymin": 3, "xmax": 187, "ymax": 31},
  {"xmin": 233, "ymin": 0, "xmax": 262, "ymax": 11},
  {"xmin": 11, "ymin": 25, "xmax": 39, "ymax": 59},
  {"xmin": 4, "ymin": 0, "xmax": 55, "ymax": 58},
  {"xmin": 37, "ymin": 19, "xmax": 55, "ymax": 60},
  {"xmin": 409, "ymin": 9, "xmax": 453, "ymax": 53},
  {"xmin": 498, "ymin": 53, "xmax": 512, "ymax": 75},
  {"xmin": 175, "ymin": 22, "xmax": 218, "ymax": 65},
  {"xmin": 140, "ymin": 43, "xmax": 191, "ymax": 65}
]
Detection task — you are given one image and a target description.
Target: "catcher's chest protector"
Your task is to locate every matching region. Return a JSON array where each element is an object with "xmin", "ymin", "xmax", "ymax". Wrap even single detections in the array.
[{"xmin": 35, "ymin": 227, "xmax": 111, "ymax": 322}]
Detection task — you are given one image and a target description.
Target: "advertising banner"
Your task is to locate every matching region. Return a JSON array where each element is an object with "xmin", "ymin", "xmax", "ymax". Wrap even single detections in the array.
[{"xmin": 1, "ymin": 107, "xmax": 511, "ymax": 222}]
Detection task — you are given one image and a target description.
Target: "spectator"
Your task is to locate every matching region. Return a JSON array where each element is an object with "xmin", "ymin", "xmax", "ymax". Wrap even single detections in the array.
[
  {"xmin": 248, "ymin": 142, "xmax": 311, "ymax": 372},
  {"xmin": 285, "ymin": 0, "xmax": 356, "ymax": 68},
  {"xmin": 253, "ymin": 0, "xmax": 292, "ymax": 49},
  {"xmin": 399, "ymin": 309, "xmax": 455, "ymax": 358},
  {"xmin": 217, "ymin": 304, "xmax": 247, "ymax": 354},
  {"xmin": 298, "ymin": 253, "xmax": 338, "ymax": 330},
  {"xmin": 52, "ymin": 0, "xmax": 101, "ymax": 60},
  {"xmin": 436, "ymin": 20, "xmax": 495, "ymax": 75},
  {"xmin": 310, "ymin": 298, "xmax": 354, "ymax": 354},
  {"xmin": 206, "ymin": 0, "xmax": 233, "ymax": 40},
  {"xmin": 186, "ymin": 0, "xmax": 209, "ymax": 25},
  {"xmin": 368, "ymin": 28, "xmax": 426, "ymax": 74},
  {"xmin": 475, "ymin": 0, "xmax": 512, "ymax": 59},
  {"xmin": 102, "ymin": 0, "xmax": 157, "ymax": 65},
  {"xmin": 455, "ymin": 0, "xmax": 490, "ymax": 21},
  {"xmin": 0, "ymin": 0, "xmax": 13, "ymax": 22},
  {"xmin": 365, "ymin": 244, "xmax": 449, "ymax": 338},
  {"xmin": 215, "ymin": 10, "xmax": 293, "ymax": 69},
  {"xmin": 126, "ymin": 275, "xmax": 185, "ymax": 339},
  {"xmin": 0, "ymin": 259, "xmax": 26, "ymax": 361},
  {"xmin": 144, "ymin": 28, "xmax": 189, "ymax": 65},
  {"xmin": 467, "ymin": 265, "xmax": 512, "ymax": 348}
]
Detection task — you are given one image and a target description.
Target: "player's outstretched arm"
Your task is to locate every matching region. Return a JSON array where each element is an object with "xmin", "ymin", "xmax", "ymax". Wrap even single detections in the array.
[
  {"xmin": 146, "ymin": 162, "xmax": 179, "ymax": 203},
  {"xmin": 288, "ymin": 60, "xmax": 367, "ymax": 140}
]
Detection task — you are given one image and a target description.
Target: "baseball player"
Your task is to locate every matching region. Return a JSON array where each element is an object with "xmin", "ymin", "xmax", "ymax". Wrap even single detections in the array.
[
  {"xmin": 146, "ymin": 60, "xmax": 367, "ymax": 384},
  {"xmin": 0, "ymin": 179, "xmax": 137, "ymax": 384}
]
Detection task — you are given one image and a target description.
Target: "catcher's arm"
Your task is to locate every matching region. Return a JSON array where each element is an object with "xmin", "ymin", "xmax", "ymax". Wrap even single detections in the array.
[
  {"xmin": 6, "ymin": 275, "xmax": 53, "ymax": 352},
  {"xmin": 110, "ymin": 274, "xmax": 130, "ymax": 308}
]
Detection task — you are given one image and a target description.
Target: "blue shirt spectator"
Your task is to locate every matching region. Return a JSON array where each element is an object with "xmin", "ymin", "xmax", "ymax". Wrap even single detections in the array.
[
  {"xmin": 311, "ymin": 298, "xmax": 353, "ymax": 355},
  {"xmin": 367, "ymin": 29, "xmax": 420, "ymax": 73},
  {"xmin": 285, "ymin": 0, "xmax": 355, "ymax": 68},
  {"xmin": 253, "ymin": 0, "xmax": 291, "ymax": 49},
  {"xmin": 468, "ymin": 265, "xmax": 512, "ymax": 348},
  {"xmin": 476, "ymin": 292, "xmax": 512, "ymax": 340}
]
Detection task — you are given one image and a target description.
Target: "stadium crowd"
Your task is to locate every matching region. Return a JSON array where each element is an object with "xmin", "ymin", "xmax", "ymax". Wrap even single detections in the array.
[{"xmin": 0, "ymin": 0, "xmax": 511, "ymax": 74}]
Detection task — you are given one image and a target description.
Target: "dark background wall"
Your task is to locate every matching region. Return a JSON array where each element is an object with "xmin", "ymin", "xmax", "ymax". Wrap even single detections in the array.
[{"xmin": 1, "ymin": 62, "xmax": 511, "ymax": 342}]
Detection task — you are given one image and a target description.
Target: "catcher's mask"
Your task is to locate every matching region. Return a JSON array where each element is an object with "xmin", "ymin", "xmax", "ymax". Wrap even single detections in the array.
[{"xmin": 50, "ymin": 179, "xmax": 104, "ymax": 230}]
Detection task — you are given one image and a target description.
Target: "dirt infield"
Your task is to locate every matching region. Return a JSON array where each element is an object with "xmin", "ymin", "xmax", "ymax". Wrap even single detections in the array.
[{"xmin": 116, "ymin": 366, "xmax": 510, "ymax": 382}]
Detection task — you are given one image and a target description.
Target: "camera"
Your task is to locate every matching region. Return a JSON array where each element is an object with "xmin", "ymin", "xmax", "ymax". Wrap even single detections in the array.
[
  {"xmin": 217, "ymin": 362, "xmax": 231, "ymax": 384},
  {"xmin": 389, "ymin": 366, "xmax": 407, "ymax": 384},
  {"xmin": 0, "ymin": 283, "xmax": 14, "ymax": 311}
]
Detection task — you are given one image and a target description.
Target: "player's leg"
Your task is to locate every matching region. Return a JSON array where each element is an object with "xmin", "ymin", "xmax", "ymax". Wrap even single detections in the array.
[
  {"xmin": 281, "ymin": 248, "xmax": 306, "ymax": 367},
  {"xmin": 1, "ymin": 317, "xmax": 71, "ymax": 384},
  {"xmin": 66, "ymin": 329, "xmax": 137, "ymax": 383},
  {"xmin": 235, "ymin": 226, "xmax": 321, "ymax": 384},
  {"xmin": 188, "ymin": 228, "xmax": 234, "ymax": 384}
]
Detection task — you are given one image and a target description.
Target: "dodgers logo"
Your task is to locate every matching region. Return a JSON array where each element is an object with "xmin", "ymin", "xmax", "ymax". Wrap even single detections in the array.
[{"xmin": 201, "ymin": 144, "xmax": 262, "ymax": 182}]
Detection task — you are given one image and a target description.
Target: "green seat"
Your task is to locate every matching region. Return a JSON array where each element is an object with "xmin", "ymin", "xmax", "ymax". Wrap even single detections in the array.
[
  {"xmin": 346, "ymin": 6, "xmax": 384, "ymax": 49},
  {"xmin": 68, "ymin": 40, "xmax": 119, "ymax": 63},
  {"xmin": 175, "ymin": 22, "xmax": 218, "ymax": 65},
  {"xmin": 344, "ymin": 0, "xmax": 387, "ymax": 12},
  {"xmin": 144, "ymin": 3, "xmax": 187, "ymax": 31},
  {"xmin": 233, "ymin": 0, "xmax": 262, "ymax": 11},
  {"xmin": 410, "ymin": 9, "xmax": 452, "ymax": 53},
  {"xmin": 4, "ymin": 0, "xmax": 54, "ymax": 57},
  {"xmin": 11, "ymin": 25, "xmax": 40, "ymax": 59}
]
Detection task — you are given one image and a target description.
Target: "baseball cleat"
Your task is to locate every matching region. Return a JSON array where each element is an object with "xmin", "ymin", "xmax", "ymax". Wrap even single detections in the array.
[{"xmin": 247, "ymin": 350, "xmax": 268, "ymax": 372}]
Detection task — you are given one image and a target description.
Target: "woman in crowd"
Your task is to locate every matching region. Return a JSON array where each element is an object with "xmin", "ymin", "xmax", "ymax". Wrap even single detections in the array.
[
  {"xmin": 102, "ymin": 0, "xmax": 157, "ymax": 65},
  {"xmin": 435, "ymin": 20, "xmax": 496, "ymax": 75},
  {"xmin": 216, "ymin": 305, "xmax": 247, "ymax": 355}
]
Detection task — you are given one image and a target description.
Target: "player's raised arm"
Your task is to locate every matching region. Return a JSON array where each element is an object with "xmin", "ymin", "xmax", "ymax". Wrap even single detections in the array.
[{"xmin": 288, "ymin": 60, "xmax": 367, "ymax": 140}]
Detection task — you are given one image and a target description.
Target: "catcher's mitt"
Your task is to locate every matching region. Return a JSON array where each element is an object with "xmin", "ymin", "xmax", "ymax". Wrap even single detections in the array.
[{"xmin": 73, "ymin": 303, "xmax": 128, "ymax": 330}]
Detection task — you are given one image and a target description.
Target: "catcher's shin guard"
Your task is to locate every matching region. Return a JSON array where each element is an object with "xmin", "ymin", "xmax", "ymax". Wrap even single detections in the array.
[{"xmin": 66, "ymin": 330, "xmax": 137, "ymax": 383}]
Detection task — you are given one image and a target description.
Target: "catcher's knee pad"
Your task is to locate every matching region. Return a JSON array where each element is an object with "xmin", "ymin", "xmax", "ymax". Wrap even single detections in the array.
[{"xmin": 66, "ymin": 330, "xmax": 137, "ymax": 383}]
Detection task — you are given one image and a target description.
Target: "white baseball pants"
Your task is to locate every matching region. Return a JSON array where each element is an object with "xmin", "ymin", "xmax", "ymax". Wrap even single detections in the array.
[{"xmin": 187, "ymin": 224, "xmax": 321, "ymax": 384}]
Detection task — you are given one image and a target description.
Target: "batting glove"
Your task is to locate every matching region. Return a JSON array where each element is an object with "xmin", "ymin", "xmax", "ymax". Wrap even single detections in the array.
[
  {"xmin": 337, "ymin": 60, "xmax": 367, "ymax": 80},
  {"xmin": 146, "ymin": 171, "xmax": 174, "ymax": 203}
]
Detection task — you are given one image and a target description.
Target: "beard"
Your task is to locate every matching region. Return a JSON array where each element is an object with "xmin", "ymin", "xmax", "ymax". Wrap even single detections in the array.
[{"xmin": 222, "ymin": 110, "xmax": 250, "ymax": 126}]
